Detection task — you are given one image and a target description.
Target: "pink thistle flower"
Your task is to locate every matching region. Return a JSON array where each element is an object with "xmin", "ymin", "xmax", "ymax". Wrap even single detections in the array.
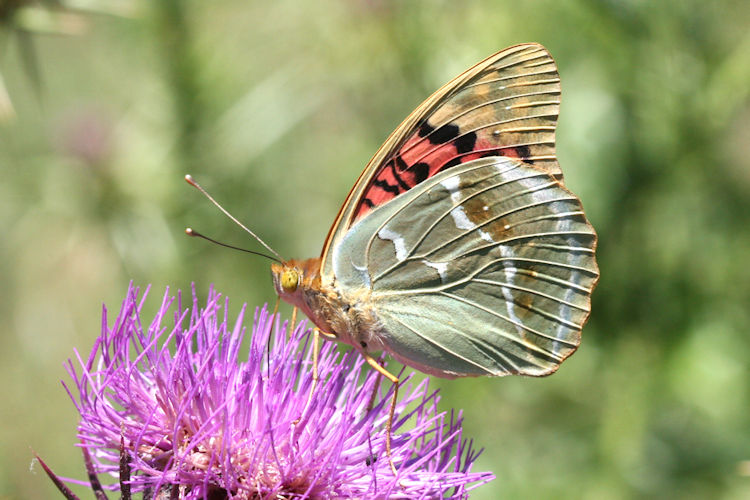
[{"xmin": 50, "ymin": 283, "xmax": 493, "ymax": 498}]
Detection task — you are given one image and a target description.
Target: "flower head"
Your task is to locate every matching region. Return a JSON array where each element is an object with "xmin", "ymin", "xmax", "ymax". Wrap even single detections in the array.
[{"xmin": 61, "ymin": 284, "xmax": 493, "ymax": 498}]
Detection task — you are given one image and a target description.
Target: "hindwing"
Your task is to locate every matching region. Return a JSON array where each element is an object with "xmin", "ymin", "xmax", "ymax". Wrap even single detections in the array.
[{"xmin": 333, "ymin": 157, "xmax": 598, "ymax": 378}]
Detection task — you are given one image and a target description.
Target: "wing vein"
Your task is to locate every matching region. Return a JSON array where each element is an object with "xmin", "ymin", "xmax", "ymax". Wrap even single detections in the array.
[
  {"xmin": 402, "ymin": 112, "xmax": 559, "ymax": 168},
  {"xmin": 439, "ymin": 290, "xmax": 573, "ymax": 355},
  {"xmin": 473, "ymin": 277, "xmax": 590, "ymax": 312},
  {"xmin": 381, "ymin": 310, "xmax": 513, "ymax": 374}
]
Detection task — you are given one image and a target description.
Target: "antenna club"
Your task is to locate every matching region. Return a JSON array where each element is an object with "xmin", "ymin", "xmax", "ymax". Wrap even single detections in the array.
[
  {"xmin": 185, "ymin": 227, "xmax": 195, "ymax": 236},
  {"xmin": 185, "ymin": 174, "xmax": 198, "ymax": 187}
]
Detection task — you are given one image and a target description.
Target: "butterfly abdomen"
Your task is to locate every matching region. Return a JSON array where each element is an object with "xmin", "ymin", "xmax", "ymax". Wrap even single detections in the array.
[{"xmin": 331, "ymin": 286, "xmax": 389, "ymax": 352}]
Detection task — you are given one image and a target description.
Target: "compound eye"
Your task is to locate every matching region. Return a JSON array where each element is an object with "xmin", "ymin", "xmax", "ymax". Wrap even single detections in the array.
[{"xmin": 280, "ymin": 269, "xmax": 299, "ymax": 293}]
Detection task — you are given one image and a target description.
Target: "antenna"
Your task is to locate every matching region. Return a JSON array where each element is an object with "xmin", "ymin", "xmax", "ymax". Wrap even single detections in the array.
[
  {"xmin": 184, "ymin": 175, "xmax": 284, "ymax": 263},
  {"xmin": 185, "ymin": 228, "xmax": 282, "ymax": 263}
]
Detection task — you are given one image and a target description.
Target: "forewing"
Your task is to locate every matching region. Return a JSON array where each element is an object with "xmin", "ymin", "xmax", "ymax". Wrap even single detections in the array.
[
  {"xmin": 333, "ymin": 157, "xmax": 598, "ymax": 378},
  {"xmin": 322, "ymin": 43, "xmax": 563, "ymax": 277}
]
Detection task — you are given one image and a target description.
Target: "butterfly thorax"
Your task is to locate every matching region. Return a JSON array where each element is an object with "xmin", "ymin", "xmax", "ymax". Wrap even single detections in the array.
[{"xmin": 270, "ymin": 258, "xmax": 386, "ymax": 352}]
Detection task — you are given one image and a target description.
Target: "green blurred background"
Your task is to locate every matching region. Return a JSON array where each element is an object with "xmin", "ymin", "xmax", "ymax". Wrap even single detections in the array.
[{"xmin": 2, "ymin": 0, "xmax": 750, "ymax": 498}]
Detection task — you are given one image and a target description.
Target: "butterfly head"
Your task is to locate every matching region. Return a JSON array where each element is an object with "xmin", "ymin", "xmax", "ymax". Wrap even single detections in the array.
[
  {"xmin": 271, "ymin": 261, "xmax": 299, "ymax": 301},
  {"xmin": 270, "ymin": 258, "xmax": 323, "ymax": 310},
  {"xmin": 273, "ymin": 263, "xmax": 300, "ymax": 294},
  {"xmin": 279, "ymin": 267, "xmax": 300, "ymax": 293}
]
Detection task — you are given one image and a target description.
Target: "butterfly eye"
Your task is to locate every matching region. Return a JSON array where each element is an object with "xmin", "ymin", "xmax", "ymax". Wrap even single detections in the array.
[{"xmin": 280, "ymin": 269, "xmax": 299, "ymax": 293}]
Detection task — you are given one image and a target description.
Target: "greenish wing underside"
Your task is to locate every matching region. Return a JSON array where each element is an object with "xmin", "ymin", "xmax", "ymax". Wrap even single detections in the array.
[{"xmin": 333, "ymin": 157, "xmax": 598, "ymax": 378}]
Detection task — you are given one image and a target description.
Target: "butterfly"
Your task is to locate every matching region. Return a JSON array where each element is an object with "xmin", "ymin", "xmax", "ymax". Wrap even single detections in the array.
[
  {"xmin": 271, "ymin": 42, "xmax": 597, "ymax": 376},
  {"xmin": 189, "ymin": 43, "xmax": 599, "ymax": 472}
]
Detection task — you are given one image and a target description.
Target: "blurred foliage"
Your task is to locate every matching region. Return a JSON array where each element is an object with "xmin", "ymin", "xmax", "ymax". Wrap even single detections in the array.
[{"xmin": 1, "ymin": 0, "xmax": 750, "ymax": 498}]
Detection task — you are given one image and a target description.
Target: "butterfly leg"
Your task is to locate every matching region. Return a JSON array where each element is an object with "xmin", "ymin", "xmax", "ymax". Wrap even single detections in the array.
[
  {"xmin": 289, "ymin": 306, "xmax": 298, "ymax": 339},
  {"xmin": 362, "ymin": 352, "xmax": 399, "ymax": 476},
  {"xmin": 306, "ymin": 327, "xmax": 321, "ymax": 408},
  {"xmin": 365, "ymin": 359, "xmax": 384, "ymax": 413},
  {"xmin": 272, "ymin": 295, "xmax": 280, "ymax": 320}
]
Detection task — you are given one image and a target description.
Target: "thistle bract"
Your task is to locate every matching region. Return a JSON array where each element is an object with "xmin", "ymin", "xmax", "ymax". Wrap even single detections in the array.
[{"xmin": 63, "ymin": 284, "xmax": 493, "ymax": 498}]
